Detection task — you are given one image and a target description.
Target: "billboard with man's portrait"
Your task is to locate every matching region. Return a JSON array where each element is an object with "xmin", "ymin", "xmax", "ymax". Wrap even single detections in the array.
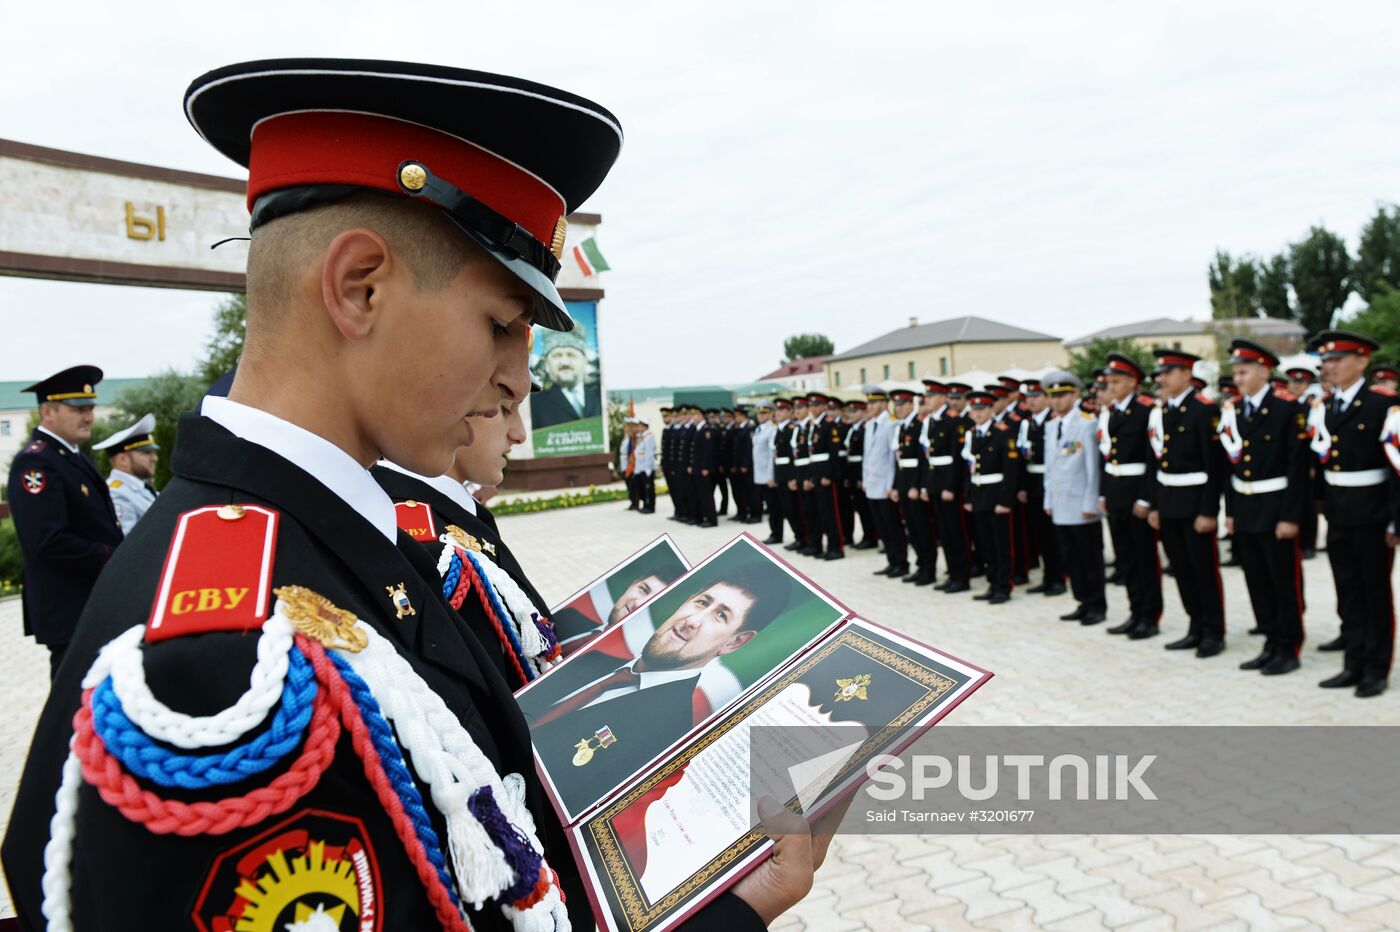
[{"xmin": 529, "ymin": 299, "xmax": 605, "ymax": 457}]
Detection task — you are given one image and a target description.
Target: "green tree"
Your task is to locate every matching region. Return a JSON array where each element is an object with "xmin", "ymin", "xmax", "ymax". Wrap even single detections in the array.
[
  {"xmin": 197, "ymin": 292, "xmax": 247, "ymax": 387},
  {"xmin": 782, "ymin": 333, "xmax": 835, "ymax": 363},
  {"xmin": 1340, "ymin": 284, "xmax": 1400, "ymax": 363},
  {"xmin": 1351, "ymin": 204, "xmax": 1400, "ymax": 304},
  {"xmin": 1289, "ymin": 226, "xmax": 1352, "ymax": 335},
  {"xmin": 1207, "ymin": 250, "xmax": 1261, "ymax": 319},
  {"xmin": 109, "ymin": 370, "xmax": 208, "ymax": 489},
  {"xmin": 1258, "ymin": 253, "xmax": 1293, "ymax": 320},
  {"xmin": 1066, "ymin": 337, "xmax": 1153, "ymax": 385}
]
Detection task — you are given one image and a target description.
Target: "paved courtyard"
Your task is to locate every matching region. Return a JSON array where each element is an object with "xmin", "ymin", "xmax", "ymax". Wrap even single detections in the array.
[{"xmin": 0, "ymin": 498, "xmax": 1397, "ymax": 927}]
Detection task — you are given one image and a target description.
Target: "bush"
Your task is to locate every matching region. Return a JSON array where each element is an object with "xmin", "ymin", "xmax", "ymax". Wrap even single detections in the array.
[
  {"xmin": 492, "ymin": 482, "xmax": 669, "ymax": 517},
  {"xmin": 0, "ymin": 518, "xmax": 22, "ymax": 590}
]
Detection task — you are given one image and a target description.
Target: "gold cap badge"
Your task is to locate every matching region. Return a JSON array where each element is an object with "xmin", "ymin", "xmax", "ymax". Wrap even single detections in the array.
[
  {"xmin": 399, "ymin": 162, "xmax": 428, "ymax": 192},
  {"xmin": 550, "ymin": 215, "xmax": 568, "ymax": 259},
  {"xmin": 275, "ymin": 585, "xmax": 367, "ymax": 653}
]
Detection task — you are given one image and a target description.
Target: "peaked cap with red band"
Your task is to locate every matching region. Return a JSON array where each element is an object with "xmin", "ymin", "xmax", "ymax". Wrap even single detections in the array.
[
  {"xmin": 1104, "ymin": 353, "xmax": 1145, "ymax": 381},
  {"xmin": 965, "ymin": 389, "xmax": 997, "ymax": 407},
  {"xmin": 1368, "ymin": 361, "xmax": 1400, "ymax": 381},
  {"xmin": 1151, "ymin": 347, "xmax": 1201, "ymax": 375},
  {"xmin": 183, "ymin": 58, "xmax": 624, "ymax": 332},
  {"xmin": 1227, "ymin": 339, "xmax": 1279, "ymax": 369},
  {"xmin": 943, "ymin": 382, "xmax": 972, "ymax": 397},
  {"xmin": 986, "ymin": 384, "xmax": 1012, "ymax": 398},
  {"xmin": 1310, "ymin": 329, "xmax": 1379, "ymax": 360}
]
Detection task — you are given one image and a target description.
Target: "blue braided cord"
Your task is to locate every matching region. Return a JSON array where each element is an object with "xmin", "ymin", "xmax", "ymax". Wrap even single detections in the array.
[
  {"xmin": 90, "ymin": 646, "xmax": 316, "ymax": 789},
  {"xmin": 465, "ymin": 551, "xmax": 535, "ymax": 682},
  {"xmin": 442, "ymin": 550, "xmax": 463, "ymax": 600},
  {"xmin": 328, "ymin": 651, "xmax": 464, "ymax": 914},
  {"xmin": 468, "ymin": 786, "xmax": 544, "ymax": 903}
]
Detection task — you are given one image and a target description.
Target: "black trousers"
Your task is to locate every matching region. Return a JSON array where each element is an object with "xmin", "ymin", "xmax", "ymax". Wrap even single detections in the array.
[
  {"xmin": 763, "ymin": 483, "xmax": 785, "ymax": 540},
  {"xmin": 812, "ymin": 480, "xmax": 845, "ymax": 554},
  {"xmin": 1328, "ymin": 521, "xmax": 1394, "ymax": 681},
  {"xmin": 47, "ymin": 642, "xmax": 68, "ymax": 682},
  {"xmin": 1236, "ymin": 530, "xmax": 1304, "ymax": 656},
  {"xmin": 666, "ymin": 467, "xmax": 685, "ymax": 516},
  {"xmin": 750, "ymin": 474, "xmax": 765, "ymax": 521},
  {"xmin": 729, "ymin": 471, "xmax": 752, "ymax": 519},
  {"xmin": 801, "ymin": 485, "xmax": 822, "ymax": 549},
  {"xmin": 692, "ymin": 472, "xmax": 717, "ymax": 523},
  {"xmin": 1107, "ymin": 508, "xmax": 1163, "ymax": 623},
  {"xmin": 625, "ymin": 472, "xmax": 642, "ymax": 508},
  {"xmin": 973, "ymin": 509, "xmax": 1013, "ymax": 594},
  {"xmin": 852, "ymin": 486, "xmax": 877, "ymax": 544},
  {"xmin": 1012, "ymin": 502, "xmax": 1032, "ymax": 580},
  {"xmin": 1057, "ymin": 522, "xmax": 1107, "ymax": 613},
  {"xmin": 716, "ymin": 473, "xmax": 730, "ymax": 514},
  {"xmin": 902, "ymin": 494, "xmax": 936, "ymax": 572},
  {"xmin": 786, "ymin": 482, "xmax": 809, "ymax": 545},
  {"xmin": 640, "ymin": 471, "xmax": 655, "ymax": 511},
  {"xmin": 934, "ymin": 493, "xmax": 972, "ymax": 583},
  {"xmin": 871, "ymin": 497, "xmax": 907, "ymax": 569},
  {"xmin": 838, "ymin": 480, "xmax": 855, "ymax": 543},
  {"xmin": 1159, "ymin": 515, "xmax": 1224, "ymax": 642},
  {"xmin": 1025, "ymin": 477, "xmax": 1063, "ymax": 583}
]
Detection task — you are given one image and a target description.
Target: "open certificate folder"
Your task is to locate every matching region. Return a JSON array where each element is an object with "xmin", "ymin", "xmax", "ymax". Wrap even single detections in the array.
[{"xmin": 524, "ymin": 534, "xmax": 991, "ymax": 932}]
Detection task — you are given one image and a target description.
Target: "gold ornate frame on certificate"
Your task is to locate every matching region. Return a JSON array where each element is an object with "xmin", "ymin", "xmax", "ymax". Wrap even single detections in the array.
[{"xmin": 586, "ymin": 627, "xmax": 963, "ymax": 932}]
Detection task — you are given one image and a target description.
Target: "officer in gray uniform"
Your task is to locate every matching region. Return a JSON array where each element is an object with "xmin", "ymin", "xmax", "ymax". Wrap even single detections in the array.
[
  {"xmin": 1041, "ymin": 371, "xmax": 1108, "ymax": 624},
  {"xmin": 92, "ymin": 412, "xmax": 160, "ymax": 535}
]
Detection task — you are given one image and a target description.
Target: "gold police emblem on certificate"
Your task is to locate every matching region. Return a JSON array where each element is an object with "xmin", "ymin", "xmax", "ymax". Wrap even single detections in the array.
[
  {"xmin": 834, "ymin": 674, "xmax": 871, "ymax": 702},
  {"xmin": 573, "ymin": 726, "xmax": 618, "ymax": 766}
]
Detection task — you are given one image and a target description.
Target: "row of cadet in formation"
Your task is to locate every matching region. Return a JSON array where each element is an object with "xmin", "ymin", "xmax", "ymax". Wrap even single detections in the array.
[{"xmin": 647, "ymin": 335, "xmax": 1400, "ymax": 699}]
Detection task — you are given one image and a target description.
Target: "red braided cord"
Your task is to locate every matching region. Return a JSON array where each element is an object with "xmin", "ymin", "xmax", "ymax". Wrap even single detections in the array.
[
  {"xmin": 299, "ymin": 637, "xmax": 473, "ymax": 932},
  {"xmin": 72, "ymin": 678, "xmax": 339, "ymax": 836},
  {"xmin": 448, "ymin": 556, "xmax": 472, "ymax": 610},
  {"xmin": 459, "ymin": 557, "xmax": 529, "ymax": 688}
]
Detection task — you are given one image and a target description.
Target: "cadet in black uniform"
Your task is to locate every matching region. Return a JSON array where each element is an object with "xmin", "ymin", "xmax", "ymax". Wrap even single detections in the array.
[
  {"xmin": 730, "ymin": 406, "xmax": 756, "ymax": 522},
  {"xmin": 1313, "ymin": 330, "xmax": 1398, "ymax": 697},
  {"xmin": 839, "ymin": 399, "xmax": 862, "ymax": 544},
  {"xmin": 964, "ymin": 389, "xmax": 1021, "ymax": 603},
  {"xmin": 797, "ymin": 394, "xmax": 824, "ymax": 556},
  {"xmin": 890, "ymin": 390, "xmax": 933, "ymax": 584},
  {"xmin": 920, "ymin": 382, "xmax": 970, "ymax": 593},
  {"xmin": 1100, "ymin": 353, "xmax": 1165, "ymax": 639},
  {"xmin": 1222, "ymin": 340, "xmax": 1310, "ymax": 676},
  {"xmin": 659, "ymin": 407, "xmax": 676, "ymax": 516},
  {"xmin": 674, "ymin": 406, "xmax": 699, "ymax": 522},
  {"xmin": 809, "ymin": 396, "xmax": 846, "ymax": 560},
  {"xmin": 769, "ymin": 398, "xmax": 794, "ymax": 543},
  {"xmin": 1144, "ymin": 349, "xmax": 1227, "ymax": 658},
  {"xmin": 784, "ymin": 397, "xmax": 813, "ymax": 551},
  {"xmin": 1017, "ymin": 379, "xmax": 1066, "ymax": 596},
  {"xmin": 715, "ymin": 407, "xmax": 734, "ymax": 517},
  {"xmin": 692, "ymin": 408, "xmax": 721, "ymax": 527},
  {"xmin": 2, "ymin": 61, "xmax": 802, "ymax": 931},
  {"xmin": 5, "ymin": 366, "xmax": 124, "ymax": 679}
]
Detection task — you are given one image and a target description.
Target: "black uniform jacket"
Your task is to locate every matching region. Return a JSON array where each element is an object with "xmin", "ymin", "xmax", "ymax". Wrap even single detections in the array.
[
  {"xmin": 968, "ymin": 423, "xmax": 1021, "ymax": 512},
  {"xmin": 1145, "ymin": 391, "xmax": 1224, "ymax": 520},
  {"xmin": 1322, "ymin": 384, "xmax": 1400, "ymax": 527},
  {"xmin": 6, "ymin": 429, "xmax": 123, "ymax": 646},
  {"xmin": 676, "ymin": 423, "xmax": 696, "ymax": 474},
  {"xmin": 1101, "ymin": 396, "xmax": 1154, "ymax": 512},
  {"xmin": 519, "ymin": 649, "xmax": 700, "ymax": 818},
  {"xmin": 842, "ymin": 421, "xmax": 864, "ymax": 483},
  {"xmin": 2, "ymin": 415, "xmax": 759, "ymax": 932},
  {"xmin": 1222, "ymin": 389, "xmax": 1311, "ymax": 533},
  {"xmin": 928, "ymin": 412, "xmax": 965, "ymax": 497},
  {"xmin": 773, "ymin": 421, "xmax": 796, "ymax": 485},
  {"xmin": 809, "ymin": 415, "xmax": 844, "ymax": 483},
  {"xmin": 692, "ymin": 424, "xmax": 719, "ymax": 473},
  {"xmin": 733, "ymin": 422, "xmax": 755, "ymax": 473},
  {"xmin": 1019, "ymin": 413, "xmax": 1049, "ymax": 494},
  {"xmin": 893, "ymin": 416, "xmax": 924, "ymax": 494}
]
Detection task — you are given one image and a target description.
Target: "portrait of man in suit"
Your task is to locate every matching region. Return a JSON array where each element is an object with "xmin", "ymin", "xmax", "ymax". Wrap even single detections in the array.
[
  {"xmin": 552, "ymin": 542, "xmax": 690, "ymax": 651},
  {"xmin": 522, "ymin": 560, "xmax": 795, "ymax": 816},
  {"xmin": 530, "ymin": 326, "xmax": 602, "ymax": 430}
]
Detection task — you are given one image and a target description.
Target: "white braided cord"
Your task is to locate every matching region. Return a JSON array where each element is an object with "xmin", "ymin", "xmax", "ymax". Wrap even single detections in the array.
[{"xmin": 465, "ymin": 551, "xmax": 554, "ymax": 675}]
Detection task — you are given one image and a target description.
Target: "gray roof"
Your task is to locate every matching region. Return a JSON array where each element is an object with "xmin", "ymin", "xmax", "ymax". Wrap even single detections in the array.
[
  {"xmin": 1064, "ymin": 317, "xmax": 1306, "ymax": 348},
  {"xmin": 827, "ymin": 316, "xmax": 1061, "ymax": 363}
]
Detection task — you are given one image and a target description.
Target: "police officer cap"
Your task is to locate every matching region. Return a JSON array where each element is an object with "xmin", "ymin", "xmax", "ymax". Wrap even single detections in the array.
[
  {"xmin": 1042, "ymin": 369, "xmax": 1082, "ymax": 394},
  {"xmin": 862, "ymin": 385, "xmax": 888, "ymax": 400},
  {"xmin": 24, "ymin": 365, "xmax": 103, "ymax": 407},
  {"xmin": 184, "ymin": 58, "xmax": 624, "ymax": 333},
  {"xmin": 93, "ymin": 413, "xmax": 159, "ymax": 452}
]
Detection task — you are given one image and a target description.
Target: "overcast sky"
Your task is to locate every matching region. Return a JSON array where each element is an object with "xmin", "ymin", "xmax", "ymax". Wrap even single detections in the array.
[{"xmin": 2, "ymin": 1, "xmax": 1397, "ymax": 388}]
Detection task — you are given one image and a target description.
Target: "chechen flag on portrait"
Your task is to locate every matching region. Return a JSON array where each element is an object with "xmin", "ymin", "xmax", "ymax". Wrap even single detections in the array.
[{"xmin": 572, "ymin": 235, "xmax": 612, "ymax": 277}]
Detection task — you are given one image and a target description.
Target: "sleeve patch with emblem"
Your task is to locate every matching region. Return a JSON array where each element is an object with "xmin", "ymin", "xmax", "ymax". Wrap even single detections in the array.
[
  {"xmin": 146, "ymin": 505, "xmax": 280, "ymax": 642},
  {"xmin": 21, "ymin": 469, "xmax": 46, "ymax": 494}
]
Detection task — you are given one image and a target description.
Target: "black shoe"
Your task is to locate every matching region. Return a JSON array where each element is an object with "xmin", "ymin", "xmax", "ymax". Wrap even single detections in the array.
[
  {"xmin": 640, "ymin": 508, "xmax": 655, "ymax": 514},
  {"xmin": 885, "ymin": 564, "xmax": 910, "ymax": 578},
  {"xmin": 933, "ymin": 579, "xmax": 952, "ymax": 591},
  {"xmin": 1013, "ymin": 575, "xmax": 1030, "ymax": 586},
  {"xmin": 1261, "ymin": 655, "xmax": 1300, "ymax": 676},
  {"xmin": 902, "ymin": 571, "xmax": 921, "ymax": 583},
  {"xmin": 1302, "ymin": 549, "xmax": 1316, "ymax": 560},
  {"xmin": 1165, "ymin": 634, "xmax": 1200, "ymax": 650},
  {"xmin": 988, "ymin": 593, "xmax": 1011, "ymax": 604},
  {"xmin": 1106, "ymin": 572, "xmax": 1124, "ymax": 585},
  {"xmin": 1317, "ymin": 636, "xmax": 1347, "ymax": 652},
  {"xmin": 913, "ymin": 570, "xmax": 936, "ymax": 586},
  {"xmin": 942, "ymin": 580, "xmax": 972, "ymax": 593},
  {"xmin": 1060, "ymin": 607, "xmax": 1087, "ymax": 622},
  {"xmin": 1025, "ymin": 582, "xmax": 1049, "ymax": 594},
  {"xmin": 1042, "ymin": 583, "xmax": 1068, "ymax": 597},
  {"xmin": 1107, "ymin": 617, "xmax": 1137, "ymax": 635},
  {"xmin": 1128, "ymin": 622, "xmax": 1160, "ymax": 640},
  {"xmin": 853, "ymin": 540, "xmax": 878, "ymax": 550},
  {"xmin": 799, "ymin": 546, "xmax": 821, "ymax": 557},
  {"xmin": 1239, "ymin": 649, "xmax": 1276, "ymax": 671},
  {"xmin": 699, "ymin": 519, "xmax": 718, "ymax": 528},
  {"xmin": 1079, "ymin": 611, "xmax": 1107, "ymax": 626},
  {"xmin": 972, "ymin": 590, "xmax": 995, "ymax": 601},
  {"xmin": 1319, "ymin": 670, "xmax": 1362, "ymax": 689},
  {"xmin": 1195, "ymin": 640, "xmax": 1225, "ymax": 658},
  {"xmin": 762, "ymin": 535, "xmax": 784, "ymax": 545},
  {"xmin": 1356, "ymin": 679, "xmax": 1388, "ymax": 698},
  {"xmin": 1248, "ymin": 626, "xmax": 1265, "ymax": 636},
  {"xmin": 783, "ymin": 542, "xmax": 802, "ymax": 551},
  {"xmin": 627, "ymin": 504, "xmax": 638, "ymax": 511},
  {"xmin": 822, "ymin": 550, "xmax": 845, "ymax": 561}
]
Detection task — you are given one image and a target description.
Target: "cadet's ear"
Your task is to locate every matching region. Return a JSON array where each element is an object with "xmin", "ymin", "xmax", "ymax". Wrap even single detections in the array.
[{"xmin": 321, "ymin": 228, "xmax": 393, "ymax": 340}]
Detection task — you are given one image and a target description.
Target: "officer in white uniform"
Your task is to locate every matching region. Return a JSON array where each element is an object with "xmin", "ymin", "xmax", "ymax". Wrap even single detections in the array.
[
  {"xmin": 92, "ymin": 413, "xmax": 159, "ymax": 535},
  {"xmin": 1041, "ymin": 372, "xmax": 1107, "ymax": 624}
]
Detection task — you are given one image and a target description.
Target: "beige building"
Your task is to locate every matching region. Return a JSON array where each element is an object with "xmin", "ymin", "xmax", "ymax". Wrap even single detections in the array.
[
  {"xmin": 1064, "ymin": 317, "xmax": 1307, "ymax": 360},
  {"xmin": 824, "ymin": 316, "xmax": 1067, "ymax": 390}
]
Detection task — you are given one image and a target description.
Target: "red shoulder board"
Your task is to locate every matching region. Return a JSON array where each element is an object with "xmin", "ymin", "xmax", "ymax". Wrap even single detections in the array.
[
  {"xmin": 147, "ymin": 505, "xmax": 279, "ymax": 643},
  {"xmin": 994, "ymin": 422, "xmax": 1010, "ymax": 432},
  {"xmin": 394, "ymin": 500, "xmax": 438, "ymax": 542},
  {"xmin": 1136, "ymin": 394, "xmax": 1154, "ymax": 405},
  {"xmin": 1273, "ymin": 388, "xmax": 1297, "ymax": 401},
  {"xmin": 1373, "ymin": 386, "xmax": 1397, "ymax": 397}
]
